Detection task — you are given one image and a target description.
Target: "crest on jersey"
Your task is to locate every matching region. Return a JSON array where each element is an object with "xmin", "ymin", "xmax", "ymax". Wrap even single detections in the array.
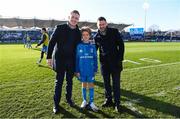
[
  {"xmin": 90, "ymin": 48, "xmax": 93, "ymax": 53},
  {"xmin": 79, "ymin": 49, "xmax": 83, "ymax": 53}
]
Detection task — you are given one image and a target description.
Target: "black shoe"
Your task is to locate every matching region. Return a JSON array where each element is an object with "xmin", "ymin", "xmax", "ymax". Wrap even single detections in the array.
[
  {"xmin": 67, "ymin": 100, "xmax": 75, "ymax": 107},
  {"xmin": 53, "ymin": 106, "xmax": 60, "ymax": 114},
  {"xmin": 102, "ymin": 99, "xmax": 113, "ymax": 107}
]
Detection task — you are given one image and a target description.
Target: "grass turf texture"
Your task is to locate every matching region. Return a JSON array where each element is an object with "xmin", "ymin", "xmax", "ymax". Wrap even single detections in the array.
[{"xmin": 0, "ymin": 42, "xmax": 180, "ymax": 118}]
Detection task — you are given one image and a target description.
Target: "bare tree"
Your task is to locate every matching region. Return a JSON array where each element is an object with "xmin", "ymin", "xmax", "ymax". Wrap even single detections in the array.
[
  {"xmin": 148, "ymin": 24, "xmax": 160, "ymax": 32},
  {"xmin": 14, "ymin": 16, "xmax": 22, "ymax": 28},
  {"xmin": 33, "ymin": 17, "xmax": 37, "ymax": 28}
]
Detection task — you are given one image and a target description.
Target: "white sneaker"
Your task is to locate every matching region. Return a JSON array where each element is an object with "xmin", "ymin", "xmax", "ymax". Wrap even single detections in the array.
[
  {"xmin": 80, "ymin": 100, "xmax": 87, "ymax": 108},
  {"xmin": 36, "ymin": 59, "xmax": 42, "ymax": 64},
  {"xmin": 90, "ymin": 102, "xmax": 99, "ymax": 112}
]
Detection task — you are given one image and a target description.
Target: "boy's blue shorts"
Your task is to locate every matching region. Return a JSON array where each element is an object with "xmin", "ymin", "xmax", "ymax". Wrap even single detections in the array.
[
  {"xmin": 42, "ymin": 46, "xmax": 48, "ymax": 53},
  {"xmin": 80, "ymin": 76, "xmax": 95, "ymax": 83}
]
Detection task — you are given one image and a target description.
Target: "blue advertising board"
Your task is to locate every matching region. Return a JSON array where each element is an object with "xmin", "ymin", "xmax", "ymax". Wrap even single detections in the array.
[{"xmin": 130, "ymin": 28, "xmax": 144, "ymax": 40}]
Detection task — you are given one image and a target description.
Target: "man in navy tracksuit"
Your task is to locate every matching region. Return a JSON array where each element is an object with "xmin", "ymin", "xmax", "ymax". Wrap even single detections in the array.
[
  {"xmin": 94, "ymin": 17, "xmax": 124, "ymax": 112},
  {"xmin": 46, "ymin": 10, "xmax": 81, "ymax": 114}
]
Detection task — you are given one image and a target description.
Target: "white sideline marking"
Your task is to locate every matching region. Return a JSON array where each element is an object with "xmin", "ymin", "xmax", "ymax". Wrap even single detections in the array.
[
  {"xmin": 124, "ymin": 62, "xmax": 180, "ymax": 72},
  {"xmin": 124, "ymin": 101, "xmax": 143, "ymax": 114},
  {"xmin": 153, "ymin": 91, "xmax": 165, "ymax": 97},
  {"xmin": 139, "ymin": 58, "xmax": 161, "ymax": 63},
  {"xmin": 0, "ymin": 78, "xmax": 51, "ymax": 89},
  {"xmin": 123, "ymin": 60, "xmax": 141, "ymax": 65},
  {"xmin": 1, "ymin": 62, "xmax": 180, "ymax": 89},
  {"xmin": 129, "ymin": 99, "xmax": 142, "ymax": 104},
  {"xmin": 174, "ymin": 86, "xmax": 180, "ymax": 90}
]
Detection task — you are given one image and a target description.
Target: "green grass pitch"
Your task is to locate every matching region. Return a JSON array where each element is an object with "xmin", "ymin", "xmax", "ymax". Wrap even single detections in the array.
[{"xmin": 0, "ymin": 42, "xmax": 180, "ymax": 118}]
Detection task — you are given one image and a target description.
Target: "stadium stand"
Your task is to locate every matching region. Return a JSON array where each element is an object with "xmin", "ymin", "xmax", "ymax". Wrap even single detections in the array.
[{"xmin": 0, "ymin": 18, "xmax": 179, "ymax": 43}]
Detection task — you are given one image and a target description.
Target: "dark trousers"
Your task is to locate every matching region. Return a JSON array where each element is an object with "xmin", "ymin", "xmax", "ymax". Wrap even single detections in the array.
[
  {"xmin": 40, "ymin": 51, "xmax": 45, "ymax": 59},
  {"xmin": 101, "ymin": 63, "xmax": 121, "ymax": 106},
  {"xmin": 53, "ymin": 62, "xmax": 74, "ymax": 108}
]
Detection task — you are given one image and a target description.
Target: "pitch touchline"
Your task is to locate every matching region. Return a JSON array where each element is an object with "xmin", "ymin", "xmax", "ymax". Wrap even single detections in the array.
[
  {"xmin": 0, "ymin": 78, "xmax": 52, "ymax": 89},
  {"xmin": 1, "ymin": 62, "xmax": 180, "ymax": 88},
  {"xmin": 124, "ymin": 62, "xmax": 180, "ymax": 72}
]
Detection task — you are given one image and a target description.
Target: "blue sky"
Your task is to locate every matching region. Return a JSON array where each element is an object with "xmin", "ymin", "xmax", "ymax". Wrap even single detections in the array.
[{"xmin": 0, "ymin": 0, "xmax": 179, "ymax": 31}]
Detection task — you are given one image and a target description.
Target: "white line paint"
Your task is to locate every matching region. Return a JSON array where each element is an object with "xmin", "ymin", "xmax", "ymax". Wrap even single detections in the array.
[
  {"xmin": 139, "ymin": 58, "xmax": 161, "ymax": 63},
  {"xmin": 129, "ymin": 99, "xmax": 142, "ymax": 104},
  {"xmin": 124, "ymin": 62, "xmax": 180, "ymax": 72},
  {"xmin": 174, "ymin": 86, "xmax": 180, "ymax": 90},
  {"xmin": 123, "ymin": 60, "xmax": 141, "ymax": 65},
  {"xmin": 0, "ymin": 78, "xmax": 52, "ymax": 89},
  {"xmin": 124, "ymin": 101, "xmax": 143, "ymax": 114},
  {"xmin": 1, "ymin": 62, "xmax": 180, "ymax": 88},
  {"xmin": 153, "ymin": 91, "xmax": 166, "ymax": 97}
]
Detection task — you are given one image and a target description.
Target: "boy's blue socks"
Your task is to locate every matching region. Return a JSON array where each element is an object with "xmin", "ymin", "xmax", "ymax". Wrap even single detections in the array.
[
  {"xmin": 82, "ymin": 87, "xmax": 86, "ymax": 101},
  {"xmin": 89, "ymin": 87, "xmax": 94, "ymax": 104}
]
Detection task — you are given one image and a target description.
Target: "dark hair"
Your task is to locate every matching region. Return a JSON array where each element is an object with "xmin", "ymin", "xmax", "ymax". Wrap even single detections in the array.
[
  {"xmin": 42, "ymin": 27, "xmax": 47, "ymax": 32},
  {"xmin": 97, "ymin": 17, "xmax": 106, "ymax": 21},
  {"xmin": 71, "ymin": 10, "xmax": 80, "ymax": 16},
  {"xmin": 81, "ymin": 26, "xmax": 91, "ymax": 36}
]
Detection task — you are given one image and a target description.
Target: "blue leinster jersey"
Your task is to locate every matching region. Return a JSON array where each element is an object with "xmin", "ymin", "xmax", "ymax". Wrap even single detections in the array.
[{"xmin": 76, "ymin": 42, "xmax": 98, "ymax": 77}]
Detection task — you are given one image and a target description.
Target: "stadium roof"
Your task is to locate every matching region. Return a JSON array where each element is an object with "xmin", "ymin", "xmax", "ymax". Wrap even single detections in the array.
[{"xmin": 0, "ymin": 18, "xmax": 131, "ymax": 31}]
